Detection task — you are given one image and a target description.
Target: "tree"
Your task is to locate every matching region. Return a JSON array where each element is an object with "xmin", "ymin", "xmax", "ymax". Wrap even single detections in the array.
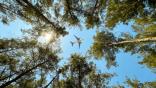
[
  {"xmin": 1, "ymin": 0, "xmax": 156, "ymax": 87},
  {"xmin": 139, "ymin": 50, "xmax": 156, "ymax": 71},
  {"xmin": 125, "ymin": 78, "xmax": 156, "ymax": 88},
  {"xmin": 0, "ymin": 37, "xmax": 60, "ymax": 88},
  {"xmin": 0, "ymin": 59, "xmax": 51, "ymax": 88},
  {"xmin": 0, "ymin": 0, "xmax": 67, "ymax": 36},
  {"xmin": 51, "ymin": 54, "xmax": 114, "ymax": 88},
  {"xmin": 1, "ymin": 0, "xmax": 156, "ymax": 33},
  {"xmin": 90, "ymin": 30, "xmax": 156, "ymax": 67}
]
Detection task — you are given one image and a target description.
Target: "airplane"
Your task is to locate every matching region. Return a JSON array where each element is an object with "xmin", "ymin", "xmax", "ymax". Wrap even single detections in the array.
[
  {"xmin": 74, "ymin": 35, "xmax": 82, "ymax": 48},
  {"xmin": 70, "ymin": 41, "xmax": 75, "ymax": 46},
  {"xmin": 77, "ymin": 40, "xmax": 82, "ymax": 48},
  {"xmin": 74, "ymin": 35, "xmax": 81, "ymax": 41}
]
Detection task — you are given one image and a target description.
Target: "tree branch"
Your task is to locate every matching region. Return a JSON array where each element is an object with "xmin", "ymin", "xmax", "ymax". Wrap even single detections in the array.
[
  {"xmin": 43, "ymin": 69, "xmax": 61, "ymax": 88},
  {"xmin": 0, "ymin": 60, "xmax": 49, "ymax": 88},
  {"xmin": 109, "ymin": 37, "xmax": 156, "ymax": 46},
  {"xmin": 16, "ymin": 0, "xmax": 66, "ymax": 35}
]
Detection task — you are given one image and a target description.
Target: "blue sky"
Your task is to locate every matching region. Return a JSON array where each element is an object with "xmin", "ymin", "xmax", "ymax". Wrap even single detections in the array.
[
  {"xmin": 0, "ymin": 19, "xmax": 156, "ymax": 87},
  {"xmin": 0, "ymin": 19, "xmax": 31, "ymax": 39},
  {"xmin": 59, "ymin": 23, "xmax": 156, "ymax": 86}
]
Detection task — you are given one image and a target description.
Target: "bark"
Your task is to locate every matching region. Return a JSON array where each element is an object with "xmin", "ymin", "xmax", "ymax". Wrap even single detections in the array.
[
  {"xmin": 43, "ymin": 71, "xmax": 60, "ymax": 88},
  {"xmin": 16, "ymin": 0, "xmax": 64, "ymax": 33},
  {"xmin": 0, "ymin": 73, "xmax": 16, "ymax": 81},
  {"xmin": 78, "ymin": 64, "xmax": 82, "ymax": 88},
  {"xmin": 92, "ymin": 0, "xmax": 99, "ymax": 14},
  {"xmin": 109, "ymin": 37, "xmax": 156, "ymax": 46},
  {"xmin": 0, "ymin": 60, "xmax": 48, "ymax": 88}
]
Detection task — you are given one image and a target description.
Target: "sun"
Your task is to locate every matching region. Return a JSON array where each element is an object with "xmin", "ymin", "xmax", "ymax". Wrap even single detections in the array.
[
  {"xmin": 43, "ymin": 32, "xmax": 52, "ymax": 43},
  {"xmin": 38, "ymin": 31, "xmax": 56, "ymax": 44}
]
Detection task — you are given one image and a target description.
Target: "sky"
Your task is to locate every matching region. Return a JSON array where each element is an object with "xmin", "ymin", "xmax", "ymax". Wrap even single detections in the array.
[
  {"xmin": 59, "ymin": 23, "xmax": 156, "ymax": 86},
  {"xmin": 0, "ymin": 19, "xmax": 156, "ymax": 87}
]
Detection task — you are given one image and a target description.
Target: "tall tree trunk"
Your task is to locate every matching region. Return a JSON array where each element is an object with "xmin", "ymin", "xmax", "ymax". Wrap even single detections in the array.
[
  {"xmin": 15, "ymin": 0, "xmax": 64, "ymax": 33},
  {"xmin": 43, "ymin": 71, "xmax": 60, "ymax": 88},
  {"xmin": 109, "ymin": 37, "xmax": 156, "ymax": 46},
  {"xmin": 78, "ymin": 65, "xmax": 82, "ymax": 88},
  {"xmin": 0, "ymin": 60, "xmax": 48, "ymax": 88},
  {"xmin": 0, "ymin": 73, "xmax": 16, "ymax": 81}
]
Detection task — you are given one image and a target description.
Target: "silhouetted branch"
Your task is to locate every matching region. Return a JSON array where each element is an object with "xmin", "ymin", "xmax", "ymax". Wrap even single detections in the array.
[
  {"xmin": 0, "ymin": 59, "xmax": 50, "ymax": 88},
  {"xmin": 43, "ymin": 69, "xmax": 61, "ymax": 88}
]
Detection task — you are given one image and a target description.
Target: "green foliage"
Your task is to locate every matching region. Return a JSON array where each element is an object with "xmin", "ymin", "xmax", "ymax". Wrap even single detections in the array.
[
  {"xmin": 126, "ymin": 78, "xmax": 156, "ymax": 88},
  {"xmin": 17, "ymin": 78, "xmax": 35, "ymax": 88},
  {"xmin": 0, "ymin": 37, "xmax": 59, "ymax": 88},
  {"xmin": 0, "ymin": 39, "xmax": 37, "ymax": 51},
  {"xmin": 39, "ymin": 0, "xmax": 53, "ymax": 7},
  {"xmin": 85, "ymin": 15, "xmax": 100, "ymax": 28},
  {"xmin": 84, "ymin": 71, "xmax": 114, "ymax": 88},
  {"xmin": 91, "ymin": 31, "xmax": 116, "ymax": 58},
  {"xmin": 139, "ymin": 51, "xmax": 156, "ymax": 68},
  {"xmin": 133, "ymin": 17, "xmax": 156, "ymax": 39},
  {"xmin": 35, "ymin": 72, "xmax": 47, "ymax": 87},
  {"xmin": 126, "ymin": 78, "xmax": 140, "ymax": 88},
  {"xmin": 105, "ymin": 0, "xmax": 144, "ymax": 28},
  {"xmin": 100, "ymin": 0, "xmax": 107, "ymax": 8},
  {"xmin": 0, "ymin": 0, "xmax": 67, "ymax": 36},
  {"xmin": 1, "ymin": 16, "xmax": 9, "ymax": 25},
  {"xmin": 0, "ymin": 55, "xmax": 18, "ymax": 72},
  {"xmin": 143, "ymin": 81, "xmax": 156, "ymax": 87},
  {"xmin": 63, "ymin": 13, "xmax": 79, "ymax": 25},
  {"xmin": 90, "ymin": 31, "xmax": 118, "ymax": 68},
  {"xmin": 51, "ymin": 54, "xmax": 114, "ymax": 88},
  {"xmin": 1, "ymin": 0, "xmax": 156, "ymax": 87},
  {"xmin": 90, "ymin": 29, "xmax": 156, "ymax": 68}
]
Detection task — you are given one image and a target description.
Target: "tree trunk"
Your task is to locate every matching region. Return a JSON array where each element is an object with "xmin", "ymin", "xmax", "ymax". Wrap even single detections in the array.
[
  {"xmin": 0, "ymin": 73, "xmax": 16, "ymax": 81},
  {"xmin": 43, "ymin": 71, "xmax": 60, "ymax": 88},
  {"xmin": 109, "ymin": 37, "xmax": 156, "ymax": 46},
  {"xmin": 78, "ymin": 65, "xmax": 82, "ymax": 88},
  {"xmin": 0, "ymin": 60, "xmax": 48, "ymax": 88},
  {"xmin": 16, "ymin": 0, "xmax": 63, "ymax": 32}
]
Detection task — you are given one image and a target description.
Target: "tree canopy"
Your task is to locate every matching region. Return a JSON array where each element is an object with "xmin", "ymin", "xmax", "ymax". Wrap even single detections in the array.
[{"xmin": 1, "ymin": 0, "xmax": 156, "ymax": 88}]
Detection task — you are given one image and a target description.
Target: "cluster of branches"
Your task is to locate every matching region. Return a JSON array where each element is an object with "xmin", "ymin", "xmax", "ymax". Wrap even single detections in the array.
[{"xmin": 1, "ymin": 0, "xmax": 156, "ymax": 87}]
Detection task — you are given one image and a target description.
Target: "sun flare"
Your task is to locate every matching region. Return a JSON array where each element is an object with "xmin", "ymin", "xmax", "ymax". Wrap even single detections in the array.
[
  {"xmin": 38, "ymin": 31, "xmax": 56, "ymax": 44},
  {"xmin": 43, "ymin": 33, "xmax": 52, "ymax": 43}
]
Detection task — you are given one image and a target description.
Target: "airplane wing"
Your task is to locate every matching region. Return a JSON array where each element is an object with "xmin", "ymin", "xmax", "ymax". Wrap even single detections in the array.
[
  {"xmin": 78, "ymin": 41, "xmax": 81, "ymax": 48},
  {"xmin": 74, "ymin": 35, "xmax": 79, "ymax": 40},
  {"xmin": 70, "ymin": 41, "xmax": 74, "ymax": 46}
]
